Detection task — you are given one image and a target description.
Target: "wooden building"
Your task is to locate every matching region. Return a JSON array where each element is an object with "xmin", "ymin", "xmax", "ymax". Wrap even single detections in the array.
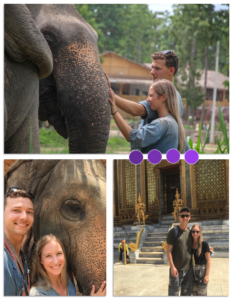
[
  {"xmin": 101, "ymin": 52, "xmax": 229, "ymax": 119},
  {"xmin": 114, "ymin": 160, "xmax": 229, "ymax": 224},
  {"xmin": 101, "ymin": 51, "xmax": 152, "ymax": 118},
  {"xmin": 176, "ymin": 69, "xmax": 229, "ymax": 108}
]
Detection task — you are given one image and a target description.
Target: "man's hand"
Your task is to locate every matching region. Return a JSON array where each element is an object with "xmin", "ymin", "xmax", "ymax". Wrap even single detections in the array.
[
  {"xmin": 90, "ymin": 281, "xmax": 106, "ymax": 296},
  {"xmin": 104, "ymin": 72, "xmax": 111, "ymax": 89},
  {"xmin": 204, "ymin": 275, "xmax": 209, "ymax": 284},
  {"xmin": 171, "ymin": 266, "xmax": 178, "ymax": 278}
]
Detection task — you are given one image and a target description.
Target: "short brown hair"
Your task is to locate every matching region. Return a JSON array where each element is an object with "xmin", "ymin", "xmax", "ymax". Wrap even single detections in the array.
[
  {"xmin": 151, "ymin": 51, "xmax": 179, "ymax": 75},
  {"xmin": 4, "ymin": 188, "xmax": 35, "ymax": 208}
]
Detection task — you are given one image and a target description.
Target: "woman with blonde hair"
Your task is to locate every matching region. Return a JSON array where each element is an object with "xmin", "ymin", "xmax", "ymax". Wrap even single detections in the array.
[
  {"xmin": 109, "ymin": 79, "xmax": 186, "ymax": 153},
  {"xmin": 29, "ymin": 234, "xmax": 106, "ymax": 296},
  {"xmin": 191, "ymin": 224, "xmax": 211, "ymax": 296}
]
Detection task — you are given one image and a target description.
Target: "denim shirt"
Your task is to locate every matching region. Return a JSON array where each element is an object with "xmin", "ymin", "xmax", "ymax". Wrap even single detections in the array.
[
  {"xmin": 4, "ymin": 247, "xmax": 29, "ymax": 296},
  {"xmin": 137, "ymin": 89, "xmax": 190, "ymax": 153},
  {"xmin": 129, "ymin": 113, "xmax": 179, "ymax": 153},
  {"xmin": 29, "ymin": 277, "xmax": 76, "ymax": 296}
]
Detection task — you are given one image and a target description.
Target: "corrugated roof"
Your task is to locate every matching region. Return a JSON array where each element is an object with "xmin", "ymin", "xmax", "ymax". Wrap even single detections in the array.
[
  {"xmin": 100, "ymin": 51, "xmax": 152, "ymax": 71},
  {"xmin": 177, "ymin": 69, "xmax": 229, "ymax": 90},
  {"xmin": 109, "ymin": 77, "xmax": 153, "ymax": 86}
]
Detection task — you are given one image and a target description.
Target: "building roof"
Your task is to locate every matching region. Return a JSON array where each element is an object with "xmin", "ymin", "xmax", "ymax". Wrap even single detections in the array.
[
  {"xmin": 100, "ymin": 51, "xmax": 151, "ymax": 71},
  {"xmin": 109, "ymin": 78, "xmax": 152, "ymax": 86},
  {"xmin": 176, "ymin": 69, "xmax": 229, "ymax": 90}
]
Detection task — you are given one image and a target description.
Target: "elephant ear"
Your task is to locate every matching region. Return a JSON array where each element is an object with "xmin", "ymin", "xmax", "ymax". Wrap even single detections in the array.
[{"xmin": 39, "ymin": 74, "xmax": 68, "ymax": 139}]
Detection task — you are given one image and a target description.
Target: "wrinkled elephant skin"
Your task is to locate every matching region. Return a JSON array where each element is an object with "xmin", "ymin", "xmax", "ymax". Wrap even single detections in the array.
[
  {"xmin": 4, "ymin": 5, "xmax": 53, "ymax": 153},
  {"xmin": 27, "ymin": 5, "xmax": 111, "ymax": 153},
  {"xmin": 5, "ymin": 160, "xmax": 106, "ymax": 295}
]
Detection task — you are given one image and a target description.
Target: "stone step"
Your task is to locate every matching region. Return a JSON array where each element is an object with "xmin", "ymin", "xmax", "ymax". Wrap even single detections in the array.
[
  {"xmin": 145, "ymin": 236, "xmax": 167, "ymax": 240},
  {"xmin": 136, "ymin": 257, "xmax": 164, "ymax": 264},
  {"xmin": 141, "ymin": 246, "xmax": 164, "ymax": 252},
  {"xmin": 148, "ymin": 231, "xmax": 168, "ymax": 235},
  {"xmin": 145, "ymin": 239, "xmax": 166, "ymax": 244},
  {"xmin": 161, "ymin": 215, "xmax": 175, "ymax": 220},
  {"xmin": 139, "ymin": 252, "xmax": 163, "ymax": 258},
  {"xmin": 144, "ymin": 242, "xmax": 164, "ymax": 247},
  {"xmin": 114, "ymin": 231, "xmax": 138, "ymax": 236}
]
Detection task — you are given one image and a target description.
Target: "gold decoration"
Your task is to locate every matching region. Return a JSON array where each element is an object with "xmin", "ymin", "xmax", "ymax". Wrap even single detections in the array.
[
  {"xmin": 172, "ymin": 188, "xmax": 184, "ymax": 222},
  {"xmin": 136, "ymin": 194, "xmax": 149, "ymax": 225},
  {"xmin": 129, "ymin": 194, "xmax": 149, "ymax": 253},
  {"xmin": 195, "ymin": 160, "xmax": 227, "ymax": 202},
  {"xmin": 125, "ymin": 161, "xmax": 136, "ymax": 208}
]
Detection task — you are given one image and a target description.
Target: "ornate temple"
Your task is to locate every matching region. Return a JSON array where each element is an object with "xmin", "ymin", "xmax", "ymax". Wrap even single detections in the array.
[{"xmin": 114, "ymin": 159, "xmax": 229, "ymax": 224}]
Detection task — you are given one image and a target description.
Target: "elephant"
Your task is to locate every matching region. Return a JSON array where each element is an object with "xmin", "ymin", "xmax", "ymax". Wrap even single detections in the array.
[
  {"xmin": 26, "ymin": 4, "xmax": 111, "ymax": 153},
  {"xmin": 5, "ymin": 159, "xmax": 106, "ymax": 295},
  {"xmin": 4, "ymin": 4, "xmax": 53, "ymax": 153}
]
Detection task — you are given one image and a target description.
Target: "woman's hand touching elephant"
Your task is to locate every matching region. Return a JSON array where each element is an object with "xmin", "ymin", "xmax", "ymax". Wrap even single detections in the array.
[
  {"xmin": 90, "ymin": 281, "xmax": 106, "ymax": 296},
  {"xmin": 109, "ymin": 89, "xmax": 117, "ymax": 115},
  {"xmin": 104, "ymin": 72, "xmax": 111, "ymax": 89}
]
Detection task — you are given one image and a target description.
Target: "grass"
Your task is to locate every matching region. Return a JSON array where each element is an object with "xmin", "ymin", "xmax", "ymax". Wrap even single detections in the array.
[
  {"xmin": 106, "ymin": 136, "xmax": 131, "ymax": 153},
  {"xmin": 184, "ymin": 124, "xmax": 194, "ymax": 129},
  {"xmin": 40, "ymin": 127, "xmax": 69, "ymax": 154}
]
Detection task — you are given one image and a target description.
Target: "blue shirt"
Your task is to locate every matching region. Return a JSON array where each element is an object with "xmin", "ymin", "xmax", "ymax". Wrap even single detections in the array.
[
  {"xmin": 4, "ymin": 247, "xmax": 29, "ymax": 296},
  {"xmin": 132, "ymin": 89, "xmax": 189, "ymax": 153},
  {"xmin": 29, "ymin": 277, "xmax": 76, "ymax": 296},
  {"xmin": 129, "ymin": 113, "xmax": 179, "ymax": 153}
]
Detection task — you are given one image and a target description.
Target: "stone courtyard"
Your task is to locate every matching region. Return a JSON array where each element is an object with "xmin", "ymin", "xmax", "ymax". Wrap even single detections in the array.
[{"xmin": 114, "ymin": 258, "xmax": 229, "ymax": 296}]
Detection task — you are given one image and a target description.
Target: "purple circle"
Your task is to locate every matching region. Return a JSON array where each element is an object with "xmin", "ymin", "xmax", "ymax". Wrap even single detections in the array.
[
  {"xmin": 166, "ymin": 149, "xmax": 180, "ymax": 164},
  {"xmin": 129, "ymin": 150, "xmax": 143, "ymax": 165},
  {"xmin": 148, "ymin": 149, "xmax": 162, "ymax": 164},
  {"xmin": 184, "ymin": 150, "xmax": 199, "ymax": 164}
]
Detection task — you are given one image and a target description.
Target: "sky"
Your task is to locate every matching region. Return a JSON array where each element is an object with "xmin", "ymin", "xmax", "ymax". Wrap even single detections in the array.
[{"xmin": 148, "ymin": 3, "xmax": 229, "ymax": 15}]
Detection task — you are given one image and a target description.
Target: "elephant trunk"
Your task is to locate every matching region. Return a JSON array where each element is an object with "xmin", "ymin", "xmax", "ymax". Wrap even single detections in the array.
[
  {"xmin": 55, "ymin": 41, "xmax": 111, "ymax": 153},
  {"xmin": 70, "ymin": 214, "xmax": 106, "ymax": 295}
]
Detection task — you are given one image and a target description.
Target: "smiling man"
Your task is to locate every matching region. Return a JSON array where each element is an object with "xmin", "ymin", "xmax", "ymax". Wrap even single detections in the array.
[
  {"xmin": 4, "ymin": 188, "xmax": 34, "ymax": 296},
  {"xmin": 166, "ymin": 207, "xmax": 193, "ymax": 296}
]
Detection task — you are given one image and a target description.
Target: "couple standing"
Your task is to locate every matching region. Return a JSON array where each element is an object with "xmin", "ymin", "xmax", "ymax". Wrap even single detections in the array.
[
  {"xmin": 167, "ymin": 207, "xmax": 211, "ymax": 296},
  {"xmin": 106, "ymin": 50, "xmax": 189, "ymax": 153}
]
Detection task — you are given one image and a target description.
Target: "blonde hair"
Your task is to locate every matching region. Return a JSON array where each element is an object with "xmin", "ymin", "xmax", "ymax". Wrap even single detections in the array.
[
  {"xmin": 151, "ymin": 79, "xmax": 185, "ymax": 152},
  {"xmin": 31, "ymin": 234, "xmax": 68, "ymax": 290},
  {"xmin": 191, "ymin": 224, "xmax": 203, "ymax": 257}
]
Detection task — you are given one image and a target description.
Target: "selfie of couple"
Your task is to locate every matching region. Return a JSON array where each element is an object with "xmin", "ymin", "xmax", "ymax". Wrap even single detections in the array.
[
  {"xmin": 4, "ymin": 160, "xmax": 107, "ymax": 296},
  {"xmin": 167, "ymin": 207, "xmax": 211, "ymax": 296}
]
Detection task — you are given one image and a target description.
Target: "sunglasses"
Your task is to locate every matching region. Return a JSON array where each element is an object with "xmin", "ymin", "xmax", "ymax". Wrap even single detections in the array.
[
  {"xmin": 192, "ymin": 231, "xmax": 200, "ymax": 234},
  {"xmin": 162, "ymin": 50, "xmax": 176, "ymax": 70},
  {"xmin": 8, "ymin": 187, "xmax": 34, "ymax": 198},
  {"xmin": 180, "ymin": 214, "xmax": 190, "ymax": 218}
]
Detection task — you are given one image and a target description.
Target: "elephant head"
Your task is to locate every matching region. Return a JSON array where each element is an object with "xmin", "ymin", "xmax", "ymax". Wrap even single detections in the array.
[
  {"xmin": 26, "ymin": 4, "xmax": 111, "ymax": 153},
  {"xmin": 4, "ymin": 4, "xmax": 53, "ymax": 153},
  {"xmin": 5, "ymin": 160, "xmax": 106, "ymax": 295}
]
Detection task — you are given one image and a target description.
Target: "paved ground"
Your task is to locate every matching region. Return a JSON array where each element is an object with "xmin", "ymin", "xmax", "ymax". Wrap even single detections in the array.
[{"xmin": 114, "ymin": 258, "xmax": 229, "ymax": 296}]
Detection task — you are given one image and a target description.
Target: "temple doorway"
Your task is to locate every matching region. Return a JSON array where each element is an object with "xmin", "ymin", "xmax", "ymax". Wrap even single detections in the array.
[{"xmin": 164, "ymin": 168, "xmax": 180, "ymax": 214}]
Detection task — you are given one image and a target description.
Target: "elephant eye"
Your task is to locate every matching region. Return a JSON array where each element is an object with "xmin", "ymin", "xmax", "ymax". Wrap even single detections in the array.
[
  {"xmin": 44, "ymin": 35, "xmax": 55, "ymax": 46},
  {"xmin": 61, "ymin": 199, "xmax": 85, "ymax": 222}
]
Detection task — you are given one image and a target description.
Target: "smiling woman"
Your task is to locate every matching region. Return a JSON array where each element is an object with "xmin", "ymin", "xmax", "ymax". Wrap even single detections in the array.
[
  {"xmin": 29, "ymin": 235, "xmax": 75, "ymax": 296},
  {"xmin": 4, "ymin": 160, "xmax": 106, "ymax": 296}
]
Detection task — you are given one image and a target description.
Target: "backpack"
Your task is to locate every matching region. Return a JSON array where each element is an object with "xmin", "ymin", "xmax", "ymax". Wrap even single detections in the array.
[{"xmin": 163, "ymin": 225, "xmax": 190, "ymax": 252}]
